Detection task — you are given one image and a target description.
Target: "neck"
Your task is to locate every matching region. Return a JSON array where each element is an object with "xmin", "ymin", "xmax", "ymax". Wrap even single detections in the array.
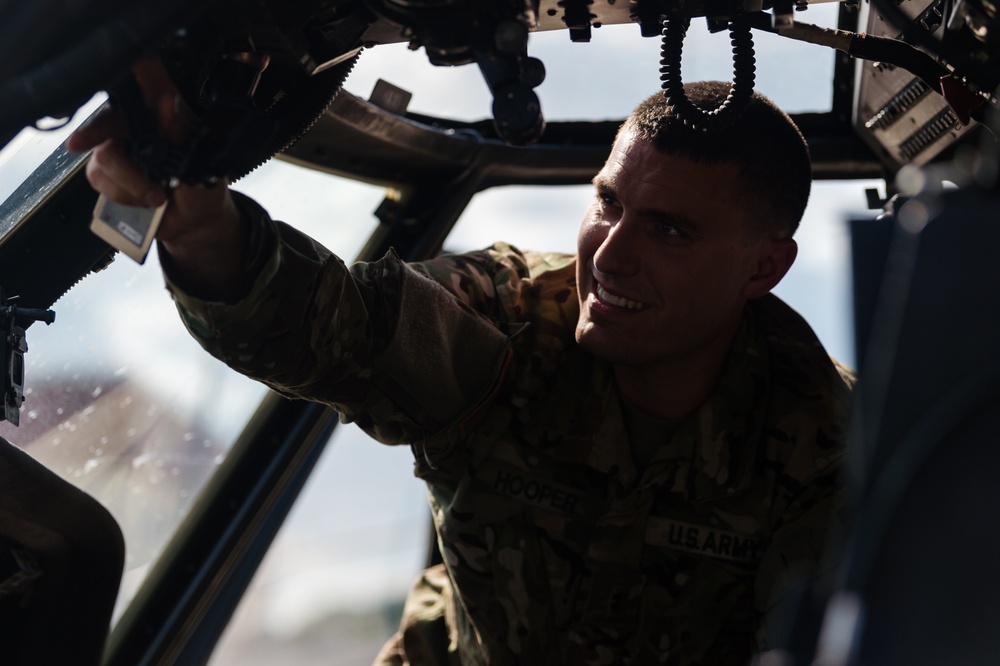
[
  {"xmin": 613, "ymin": 362, "xmax": 719, "ymax": 422},
  {"xmin": 613, "ymin": 325, "xmax": 740, "ymax": 422}
]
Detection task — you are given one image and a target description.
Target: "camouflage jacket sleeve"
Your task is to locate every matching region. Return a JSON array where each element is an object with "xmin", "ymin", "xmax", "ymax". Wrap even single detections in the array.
[{"xmin": 162, "ymin": 192, "xmax": 526, "ymax": 444}]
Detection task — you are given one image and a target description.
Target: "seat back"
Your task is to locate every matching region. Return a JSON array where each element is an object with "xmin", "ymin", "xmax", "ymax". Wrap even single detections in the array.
[{"xmin": 0, "ymin": 435, "xmax": 124, "ymax": 666}]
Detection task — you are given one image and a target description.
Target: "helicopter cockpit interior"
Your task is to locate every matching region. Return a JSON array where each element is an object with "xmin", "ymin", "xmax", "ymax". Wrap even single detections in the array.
[{"xmin": 1, "ymin": 0, "xmax": 999, "ymax": 664}]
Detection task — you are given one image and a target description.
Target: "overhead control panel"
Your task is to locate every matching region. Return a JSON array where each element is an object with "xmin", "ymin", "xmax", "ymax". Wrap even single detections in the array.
[{"xmin": 853, "ymin": 0, "xmax": 990, "ymax": 168}]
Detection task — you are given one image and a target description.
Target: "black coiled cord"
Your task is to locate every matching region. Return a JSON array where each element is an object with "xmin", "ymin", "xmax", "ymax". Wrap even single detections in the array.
[{"xmin": 659, "ymin": 13, "xmax": 757, "ymax": 132}]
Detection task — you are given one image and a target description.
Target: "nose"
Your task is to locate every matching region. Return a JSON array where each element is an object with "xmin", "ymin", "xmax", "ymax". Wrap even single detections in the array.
[{"xmin": 592, "ymin": 217, "xmax": 641, "ymax": 278}]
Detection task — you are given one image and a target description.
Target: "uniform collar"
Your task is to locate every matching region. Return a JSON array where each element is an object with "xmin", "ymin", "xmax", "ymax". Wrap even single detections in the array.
[
  {"xmin": 669, "ymin": 306, "xmax": 769, "ymax": 500},
  {"xmin": 584, "ymin": 304, "xmax": 770, "ymax": 501}
]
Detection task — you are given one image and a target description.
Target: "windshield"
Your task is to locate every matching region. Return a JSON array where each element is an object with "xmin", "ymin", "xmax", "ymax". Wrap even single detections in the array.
[
  {"xmin": 342, "ymin": 4, "xmax": 841, "ymax": 123},
  {"xmin": 0, "ymin": 145, "xmax": 386, "ymax": 617}
]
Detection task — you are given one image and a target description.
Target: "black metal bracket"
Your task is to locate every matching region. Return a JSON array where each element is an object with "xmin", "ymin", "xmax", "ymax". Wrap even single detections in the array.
[{"xmin": 0, "ymin": 289, "xmax": 55, "ymax": 426}]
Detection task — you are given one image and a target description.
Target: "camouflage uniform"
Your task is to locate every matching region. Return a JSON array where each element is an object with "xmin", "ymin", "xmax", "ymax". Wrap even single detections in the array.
[{"xmin": 165, "ymin": 193, "xmax": 854, "ymax": 666}]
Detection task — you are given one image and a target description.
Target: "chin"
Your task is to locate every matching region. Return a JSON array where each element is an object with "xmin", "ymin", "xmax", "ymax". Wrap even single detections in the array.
[{"xmin": 576, "ymin": 327, "xmax": 627, "ymax": 364}]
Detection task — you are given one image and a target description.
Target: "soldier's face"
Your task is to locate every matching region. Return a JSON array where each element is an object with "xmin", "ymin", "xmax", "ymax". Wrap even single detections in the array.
[{"xmin": 575, "ymin": 131, "xmax": 775, "ymax": 371}]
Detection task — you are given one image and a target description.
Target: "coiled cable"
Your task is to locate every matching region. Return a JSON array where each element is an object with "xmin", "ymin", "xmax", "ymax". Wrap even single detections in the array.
[{"xmin": 659, "ymin": 13, "xmax": 757, "ymax": 132}]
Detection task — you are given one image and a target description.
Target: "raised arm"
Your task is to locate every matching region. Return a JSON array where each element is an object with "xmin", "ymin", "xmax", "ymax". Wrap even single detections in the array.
[{"xmin": 69, "ymin": 62, "xmax": 531, "ymax": 447}]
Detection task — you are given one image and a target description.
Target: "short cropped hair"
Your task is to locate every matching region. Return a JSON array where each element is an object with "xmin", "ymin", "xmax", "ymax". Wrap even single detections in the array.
[{"xmin": 621, "ymin": 81, "xmax": 811, "ymax": 239}]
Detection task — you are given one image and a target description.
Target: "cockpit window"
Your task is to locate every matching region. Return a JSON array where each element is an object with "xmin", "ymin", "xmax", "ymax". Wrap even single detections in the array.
[
  {"xmin": 342, "ymin": 3, "xmax": 841, "ymax": 124},
  {"xmin": 0, "ymin": 96, "xmax": 105, "ymax": 209},
  {"xmin": 0, "ymin": 144, "xmax": 386, "ymax": 619},
  {"xmin": 0, "ymin": 235, "xmax": 268, "ymax": 617}
]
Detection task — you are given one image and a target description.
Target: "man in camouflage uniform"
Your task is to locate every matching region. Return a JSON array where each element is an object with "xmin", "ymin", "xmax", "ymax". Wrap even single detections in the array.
[{"xmin": 72, "ymin": 77, "xmax": 853, "ymax": 665}]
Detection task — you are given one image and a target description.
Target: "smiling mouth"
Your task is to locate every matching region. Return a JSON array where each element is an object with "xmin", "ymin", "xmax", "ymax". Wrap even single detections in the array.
[{"xmin": 595, "ymin": 283, "xmax": 648, "ymax": 311}]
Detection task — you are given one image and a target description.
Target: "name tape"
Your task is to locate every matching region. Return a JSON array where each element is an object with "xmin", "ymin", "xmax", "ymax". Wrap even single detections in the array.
[{"xmin": 645, "ymin": 517, "xmax": 764, "ymax": 563}]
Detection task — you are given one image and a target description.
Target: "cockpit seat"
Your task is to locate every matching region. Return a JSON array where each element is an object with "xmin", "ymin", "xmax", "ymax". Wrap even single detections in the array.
[{"xmin": 0, "ymin": 435, "xmax": 124, "ymax": 666}]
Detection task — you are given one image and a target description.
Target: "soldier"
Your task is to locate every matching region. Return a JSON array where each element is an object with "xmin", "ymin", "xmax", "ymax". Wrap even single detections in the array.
[{"xmin": 71, "ymin": 68, "xmax": 853, "ymax": 665}]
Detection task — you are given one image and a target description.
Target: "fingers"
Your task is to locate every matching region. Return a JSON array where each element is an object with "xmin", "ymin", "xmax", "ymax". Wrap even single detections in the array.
[
  {"xmin": 66, "ymin": 104, "xmax": 126, "ymax": 152},
  {"xmin": 135, "ymin": 58, "xmax": 197, "ymax": 146},
  {"xmin": 133, "ymin": 57, "xmax": 179, "ymax": 104},
  {"xmin": 68, "ymin": 57, "xmax": 190, "ymax": 153},
  {"xmin": 85, "ymin": 139, "xmax": 167, "ymax": 208},
  {"xmin": 70, "ymin": 59, "xmax": 187, "ymax": 207},
  {"xmin": 153, "ymin": 93, "xmax": 194, "ymax": 146},
  {"xmin": 71, "ymin": 57, "xmax": 212, "ymax": 217}
]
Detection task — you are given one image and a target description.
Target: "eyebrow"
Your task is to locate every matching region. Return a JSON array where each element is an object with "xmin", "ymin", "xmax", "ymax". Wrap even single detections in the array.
[{"xmin": 593, "ymin": 179, "xmax": 614, "ymax": 198}]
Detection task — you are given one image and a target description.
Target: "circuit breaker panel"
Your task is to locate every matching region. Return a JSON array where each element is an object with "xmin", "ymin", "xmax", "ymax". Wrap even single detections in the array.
[{"xmin": 854, "ymin": 0, "xmax": 977, "ymax": 167}]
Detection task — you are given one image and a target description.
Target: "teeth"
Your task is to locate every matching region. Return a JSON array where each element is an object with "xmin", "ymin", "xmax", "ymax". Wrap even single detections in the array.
[{"xmin": 596, "ymin": 284, "xmax": 646, "ymax": 310}]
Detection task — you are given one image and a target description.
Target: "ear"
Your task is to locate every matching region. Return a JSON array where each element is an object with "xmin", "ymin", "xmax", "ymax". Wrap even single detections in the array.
[{"xmin": 743, "ymin": 238, "xmax": 797, "ymax": 300}]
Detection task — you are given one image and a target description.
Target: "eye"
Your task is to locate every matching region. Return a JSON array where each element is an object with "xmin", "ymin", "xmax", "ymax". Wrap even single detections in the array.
[
  {"xmin": 658, "ymin": 221, "xmax": 682, "ymax": 237},
  {"xmin": 653, "ymin": 219, "xmax": 688, "ymax": 240},
  {"xmin": 595, "ymin": 191, "xmax": 621, "ymax": 215}
]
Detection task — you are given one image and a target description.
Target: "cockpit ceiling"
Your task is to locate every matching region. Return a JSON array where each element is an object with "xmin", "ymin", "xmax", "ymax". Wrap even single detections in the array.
[{"xmin": 2, "ymin": 0, "xmax": 997, "ymax": 177}]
